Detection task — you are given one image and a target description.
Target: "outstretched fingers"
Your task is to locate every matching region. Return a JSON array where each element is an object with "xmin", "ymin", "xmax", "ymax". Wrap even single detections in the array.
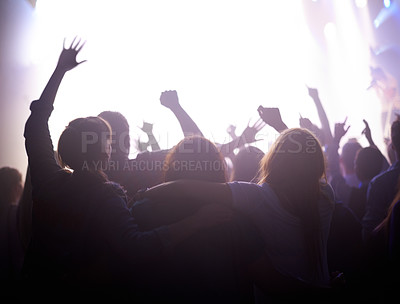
[
  {"xmin": 76, "ymin": 40, "xmax": 86, "ymax": 52},
  {"xmin": 63, "ymin": 36, "xmax": 86, "ymax": 52},
  {"xmin": 69, "ymin": 36, "xmax": 77, "ymax": 49}
]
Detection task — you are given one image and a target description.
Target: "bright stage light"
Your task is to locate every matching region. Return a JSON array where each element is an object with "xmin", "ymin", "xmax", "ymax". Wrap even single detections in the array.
[
  {"xmin": 25, "ymin": 0, "xmax": 383, "ymax": 160},
  {"xmin": 384, "ymin": 0, "xmax": 391, "ymax": 9},
  {"xmin": 324, "ymin": 22, "xmax": 337, "ymax": 40},
  {"xmin": 355, "ymin": 0, "xmax": 368, "ymax": 9}
]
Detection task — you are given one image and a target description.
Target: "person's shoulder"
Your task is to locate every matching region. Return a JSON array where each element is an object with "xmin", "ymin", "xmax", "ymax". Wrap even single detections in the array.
[
  {"xmin": 103, "ymin": 181, "xmax": 128, "ymax": 199},
  {"xmin": 34, "ymin": 169, "xmax": 71, "ymax": 197},
  {"xmin": 228, "ymin": 181, "xmax": 264, "ymax": 193},
  {"xmin": 370, "ymin": 163, "xmax": 400, "ymax": 186}
]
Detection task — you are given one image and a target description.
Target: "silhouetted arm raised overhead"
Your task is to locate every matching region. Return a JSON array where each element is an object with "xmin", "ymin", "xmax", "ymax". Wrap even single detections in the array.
[
  {"xmin": 160, "ymin": 90, "xmax": 204, "ymax": 137},
  {"xmin": 307, "ymin": 86, "xmax": 333, "ymax": 145},
  {"xmin": 326, "ymin": 119, "xmax": 352, "ymax": 204},
  {"xmin": 24, "ymin": 37, "xmax": 86, "ymax": 189}
]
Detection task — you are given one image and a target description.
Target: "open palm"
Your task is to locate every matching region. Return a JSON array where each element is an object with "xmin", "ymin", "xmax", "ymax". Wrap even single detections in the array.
[{"xmin": 57, "ymin": 37, "xmax": 86, "ymax": 71}]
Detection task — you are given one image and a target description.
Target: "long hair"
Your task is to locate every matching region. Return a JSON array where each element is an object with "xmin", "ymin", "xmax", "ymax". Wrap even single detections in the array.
[
  {"xmin": 163, "ymin": 136, "xmax": 227, "ymax": 183},
  {"xmin": 57, "ymin": 116, "xmax": 111, "ymax": 180},
  {"xmin": 258, "ymin": 128, "xmax": 328, "ymax": 278}
]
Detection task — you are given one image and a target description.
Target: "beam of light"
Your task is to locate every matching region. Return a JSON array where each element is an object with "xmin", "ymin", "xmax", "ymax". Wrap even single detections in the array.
[
  {"xmin": 374, "ymin": 0, "xmax": 398, "ymax": 28},
  {"xmin": 328, "ymin": 0, "xmax": 384, "ymax": 154}
]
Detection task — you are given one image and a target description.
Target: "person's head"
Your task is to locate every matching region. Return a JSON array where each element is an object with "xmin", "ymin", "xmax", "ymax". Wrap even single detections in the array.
[
  {"xmin": 57, "ymin": 117, "xmax": 112, "ymax": 172},
  {"xmin": 0, "ymin": 167, "xmax": 23, "ymax": 205},
  {"xmin": 98, "ymin": 111, "xmax": 130, "ymax": 160},
  {"xmin": 163, "ymin": 136, "xmax": 227, "ymax": 183},
  {"xmin": 340, "ymin": 140, "xmax": 362, "ymax": 174},
  {"xmin": 259, "ymin": 128, "xmax": 326, "ymax": 192},
  {"xmin": 355, "ymin": 147, "xmax": 384, "ymax": 183},
  {"xmin": 391, "ymin": 120, "xmax": 400, "ymax": 156},
  {"xmin": 230, "ymin": 146, "xmax": 264, "ymax": 182}
]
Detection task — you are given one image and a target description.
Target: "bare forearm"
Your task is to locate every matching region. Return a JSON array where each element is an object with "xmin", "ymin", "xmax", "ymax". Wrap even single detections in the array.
[
  {"xmin": 170, "ymin": 105, "xmax": 204, "ymax": 137},
  {"xmin": 313, "ymin": 97, "xmax": 333, "ymax": 143}
]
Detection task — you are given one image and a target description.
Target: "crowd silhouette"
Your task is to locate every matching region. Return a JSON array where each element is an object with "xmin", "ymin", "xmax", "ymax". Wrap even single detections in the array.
[{"xmin": 1, "ymin": 37, "xmax": 400, "ymax": 303}]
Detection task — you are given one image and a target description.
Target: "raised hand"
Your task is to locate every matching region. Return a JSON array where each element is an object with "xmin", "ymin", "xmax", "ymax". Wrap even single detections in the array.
[
  {"xmin": 299, "ymin": 117, "xmax": 314, "ymax": 130},
  {"xmin": 240, "ymin": 118, "xmax": 265, "ymax": 145},
  {"xmin": 160, "ymin": 90, "xmax": 180, "ymax": 109},
  {"xmin": 362, "ymin": 119, "xmax": 376, "ymax": 147},
  {"xmin": 333, "ymin": 117, "xmax": 350, "ymax": 145},
  {"xmin": 258, "ymin": 106, "xmax": 288, "ymax": 133},
  {"xmin": 56, "ymin": 37, "xmax": 86, "ymax": 72},
  {"xmin": 307, "ymin": 86, "xmax": 319, "ymax": 100}
]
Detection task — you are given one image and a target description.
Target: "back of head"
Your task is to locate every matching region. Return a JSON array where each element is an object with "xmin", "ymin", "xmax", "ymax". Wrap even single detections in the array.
[
  {"xmin": 231, "ymin": 146, "xmax": 264, "ymax": 182},
  {"xmin": 259, "ymin": 128, "xmax": 326, "ymax": 196},
  {"xmin": 163, "ymin": 136, "xmax": 227, "ymax": 183},
  {"xmin": 98, "ymin": 111, "xmax": 130, "ymax": 160},
  {"xmin": 0, "ymin": 167, "xmax": 23, "ymax": 205},
  {"xmin": 341, "ymin": 140, "xmax": 362, "ymax": 172},
  {"xmin": 57, "ymin": 117, "xmax": 111, "ymax": 173},
  {"xmin": 259, "ymin": 128, "xmax": 327, "ymax": 278},
  {"xmin": 355, "ymin": 147, "xmax": 384, "ymax": 182},
  {"xmin": 391, "ymin": 120, "xmax": 400, "ymax": 154}
]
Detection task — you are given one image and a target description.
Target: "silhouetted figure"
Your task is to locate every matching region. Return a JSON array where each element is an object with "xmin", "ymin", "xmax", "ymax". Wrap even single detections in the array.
[
  {"xmin": 363, "ymin": 120, "xmax": 400, "ymax": 242},
  {"xmin": 133, "ymin": 136, "xmax": 326, "ymax": 303},
  {"xmin": 327, "ymin": 119, "xmax": 387, "ymax": 220},
  {"xmin": 138, "ymin": 128, "xmax": 335, "ymax": 295},
  {"xmin": 98, "ymin": 111, "xmax": 168, "ymax": 203},
  {"xmin": 340, "ymin": 141, "xmax": 363, "ymax": 189},
  {"xmin": 362, "ymin": 178, "xmax": 400, "ymax": 302},
  {"xmin": 22, "ymin": 39, "xmax": 227, "ymax": 301},
  {"xmin": 132, "ymin": 137, "xmax": 262, "ymax": 303},
  {"xmin": 0, "ymin": 167, "xmax": 24, "ymax": 285}
]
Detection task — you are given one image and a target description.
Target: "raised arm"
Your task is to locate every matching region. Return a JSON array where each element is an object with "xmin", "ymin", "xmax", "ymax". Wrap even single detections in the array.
[
  {"xmin": 326, "ymin": 119, "xmax": 352, "ymax": 204},
  {"xmin": 307, "ymin": 87, "xmax": 333, "ymax": 145},
  {"xmin": 361, "ymin": 119, "xmax": 390, "ymax": 170},
  {"xmin": 24, "ymin": 38, "xmax": 86, "ymax": 189},
  {"xmin": 299, "ymin": 116, "xmax": 325, "ymax": 146},
  {"xmin": 137, "ymin": 180, "xmax": 233, "ymax": 207},
  {"xmin": 160, "ymin": 90, "xmax": 204, "ymax": 137},
  {"xmin": 40, "ymin": 37, "xmax": 86, "ymax": 107},
  {"xmin": 361, "ymin": 119, "xmax": 377, "ymax": 148}
]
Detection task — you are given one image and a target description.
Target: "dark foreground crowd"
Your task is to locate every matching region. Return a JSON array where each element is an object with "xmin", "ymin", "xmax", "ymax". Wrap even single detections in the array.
[{"xmin": 1, "ymin": 39, "xmax": 400, "ymax": 303}]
